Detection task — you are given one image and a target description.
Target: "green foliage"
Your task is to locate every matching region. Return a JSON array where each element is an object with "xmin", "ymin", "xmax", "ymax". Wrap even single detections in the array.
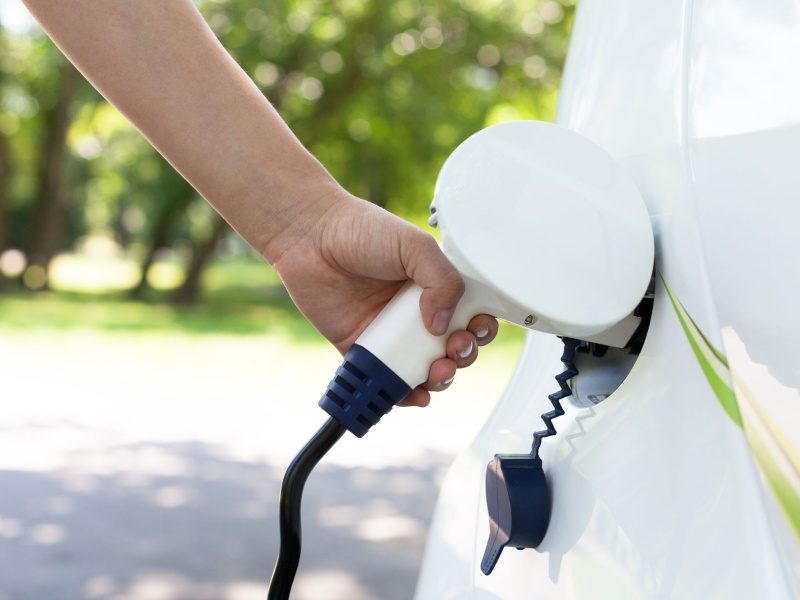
[
  {"xmin": 200, "ymin": 0, "xmax": 574, "ymax": 218},
  {"xmin": 0, "ymin": 0, "xmax": 574, "ymax": 291},
  {"xmin": 1, "ymin": 32, "xmax": 62, "ymax": 216}
]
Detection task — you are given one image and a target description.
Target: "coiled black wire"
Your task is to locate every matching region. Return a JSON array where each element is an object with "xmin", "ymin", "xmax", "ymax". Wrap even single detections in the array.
[
  {"xmin": 267, "ymin": 418, "xmax": 347, "ymax": 600},
  {"xmin": 531, "ymin": 337, "xmax": 580, "ymax": 459}
]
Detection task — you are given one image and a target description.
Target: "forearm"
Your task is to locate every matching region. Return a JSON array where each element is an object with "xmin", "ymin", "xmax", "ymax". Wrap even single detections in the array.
[{"xmin": 23, "ymin": 0, "xmax": 340, "ymax": 262}]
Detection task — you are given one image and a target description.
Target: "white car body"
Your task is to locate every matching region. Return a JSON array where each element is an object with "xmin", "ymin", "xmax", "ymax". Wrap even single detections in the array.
[{"xmin": 415, "ymin": 0, "xmax": 800, "ymax": 598}]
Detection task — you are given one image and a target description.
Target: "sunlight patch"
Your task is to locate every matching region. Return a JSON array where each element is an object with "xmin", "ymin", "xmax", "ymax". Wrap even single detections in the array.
[
  {"xmin": 355, "ymin": 515, "xmax": 425, "ymax": 542},
  {"xmin": 223, "ymin": 581, "xmax": 270, "ymax": 600},
  {"xmin": 0, "ymin": 517, "xmax": 22, "ymax": 539},
  {"xmin": 292, "ymin": 570, "xmax": 373, "ymax": 600},
  {"xmin": 153, "ymin": 485, "xmax": 191, "ymax": 508},
  {"xmin": 83, "ymin": 575, "xmax": 117, "ymax": 598},
  {"xmin": 31, "ymin": 523, "xmax": 67, "ymax": 545}
]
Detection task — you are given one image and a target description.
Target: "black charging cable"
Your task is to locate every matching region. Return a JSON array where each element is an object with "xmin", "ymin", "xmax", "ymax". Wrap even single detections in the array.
[
  {"xmin": 266, "ymin": 344, "xmax": 412, "ymax": 599},
  {"xmin": 267, "ymin": 418, "xmax": 347, "ymax": 600}
]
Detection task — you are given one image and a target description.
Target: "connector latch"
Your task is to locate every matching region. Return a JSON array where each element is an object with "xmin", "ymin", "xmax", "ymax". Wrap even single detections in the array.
[{"xmin": 481, "ymin": 454, "xmax": 550, "ymax": 575}]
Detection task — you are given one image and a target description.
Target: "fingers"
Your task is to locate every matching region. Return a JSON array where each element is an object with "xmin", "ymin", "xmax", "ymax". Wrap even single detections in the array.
[
  {"xmin": 399, "ymin": 229, "xmax": 465, "ymax": 335},
  {"xmin": 446, "ymin": 331, "xmax": 478, "ymax": 368},
  {"xmin": 398, "ymin": 355, "xmax": 456, "ymax": 406},
  {"xmin": 398, "ymin": 387, "xmax": 432, "ymax": 407},
  {"xmin": 441, "ymin": 316, "xmax": 499, "ymax": 369},
  {"xmin": 397, "ymin": 314, "xmax": 499, "ymax": 408},
  {"xmin": 469, "ymin": 314, "xmax": 499, "ymax": 346}
]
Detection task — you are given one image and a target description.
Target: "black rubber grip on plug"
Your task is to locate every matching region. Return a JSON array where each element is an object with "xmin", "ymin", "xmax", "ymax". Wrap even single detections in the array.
[{"xmin": 319, "ymin": 344, "xmax": 412, "ymax": 438}]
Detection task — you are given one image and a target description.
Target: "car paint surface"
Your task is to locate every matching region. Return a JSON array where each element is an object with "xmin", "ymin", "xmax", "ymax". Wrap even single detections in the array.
[{"xmin": 415, "ymin": 0, "xmax": 800, "ymax": 598}]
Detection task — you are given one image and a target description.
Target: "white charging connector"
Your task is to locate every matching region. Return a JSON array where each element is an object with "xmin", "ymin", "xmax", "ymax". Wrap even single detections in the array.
[{"xmin": 320, "ymin": 120, "xmax": 653, "ymax": 436}]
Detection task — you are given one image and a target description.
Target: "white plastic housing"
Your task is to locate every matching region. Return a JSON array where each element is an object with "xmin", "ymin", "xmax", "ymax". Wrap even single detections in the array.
[{"xmin": 356, "ymin": 121, "xmax": 654, "ymax": 388}]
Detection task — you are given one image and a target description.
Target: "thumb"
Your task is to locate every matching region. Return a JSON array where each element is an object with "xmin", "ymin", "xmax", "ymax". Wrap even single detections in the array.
[{"xmin": 400, "ymin": 228, "xmax": 465, "ymax": 336}]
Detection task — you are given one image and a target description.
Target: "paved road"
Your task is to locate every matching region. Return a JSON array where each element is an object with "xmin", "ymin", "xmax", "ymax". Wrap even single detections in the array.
[{"xmin": 0, "ymin": 330, "xmax": 520, "ymax": 599}]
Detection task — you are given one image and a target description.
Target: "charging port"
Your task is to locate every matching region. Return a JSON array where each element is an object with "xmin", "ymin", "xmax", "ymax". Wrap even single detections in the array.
[{"xmin": 568, "ymin": 275, "xmax": 654, "ymax": 408}]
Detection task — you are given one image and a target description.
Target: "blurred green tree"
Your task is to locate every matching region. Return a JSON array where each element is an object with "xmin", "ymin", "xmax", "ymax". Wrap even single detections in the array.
[
  {"xmin": 207, "ymin": 0, "xmax": 573, "ymax": 218},
  {"xmin": 24, "ymin": 59, "xmax": 83, "ymax": 273},
  {"xmin": 0, "ymin": 23, "xmax": 11, "ymax": 276},
  {"xmin": 0, "ymin": 24, "xmax": 93, "ymax": 289},
  {"xmin": 0, "ymin": 0, "xmax": 575, "ymax": 302}
]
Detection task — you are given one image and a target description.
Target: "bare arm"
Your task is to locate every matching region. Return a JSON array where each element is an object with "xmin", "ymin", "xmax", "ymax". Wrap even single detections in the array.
[
  {"xmin": 23, "ymin": 0, "xmax": 499, "ymax": 405},
  {"xmin": 23, "ymin": 0, "xmax": 331, "ymax": 261}
]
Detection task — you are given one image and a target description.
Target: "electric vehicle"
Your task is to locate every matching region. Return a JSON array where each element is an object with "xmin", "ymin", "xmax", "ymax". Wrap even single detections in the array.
[{"xmin": 414, "ymin": 0, "xmax": 800, "ymax": 598}]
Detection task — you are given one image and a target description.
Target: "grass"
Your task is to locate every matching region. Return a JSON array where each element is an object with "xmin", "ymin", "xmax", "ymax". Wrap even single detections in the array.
[
  {"xmin": 0, "ymin": 254, "xmax": 527, "ymax": 350},
  {"xmin": 0, "ymin": 252, "xmax": 526, "ymax": 474}
]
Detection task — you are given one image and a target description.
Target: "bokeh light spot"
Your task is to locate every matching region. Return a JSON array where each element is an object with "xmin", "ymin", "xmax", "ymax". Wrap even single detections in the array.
[
  {"xmin": 523, "ymin": 55, "xmax": 547, "ymax": 79},
  {"xmin": 522, "ymin": 12, "xmax": 544, "ymax": 36},
  {"xmin": 0, "ymin": 249, "xmax": 27, "ymax": 277},
  {"xmin": 254, "ymin": 62, "xmax": 280, "ymax": 87},
  {"xmin": 348, "ymin": 119, "xmax": 372, "ymax": 142},
  {"xmin": 478, "ymin": 44, "xmax": 501, "ymax": 67},
  {"xmin": 287, "ymin": 12, "xmax": 310, "ymax": 33},
  {"xmin": 22, "ymin": 264, "xmax": 47, "ymax": 290},
  {"xmin": 421, "ymin": 26, "xmax": 443, "ymax": 49},
  {"xmin": 541, "ymin": 1, "xmax": 565, "ymax": 24},
  {"xmin": 392, "ymin": 31, "xmax": 421, "ymax": 56},
  {"xmin": 299, "ymin": 77, "xmax": 324, "ymax": 101},
  {"xmin": 320, "ymin": 51, "xmax": 344, "ymax": 74}
]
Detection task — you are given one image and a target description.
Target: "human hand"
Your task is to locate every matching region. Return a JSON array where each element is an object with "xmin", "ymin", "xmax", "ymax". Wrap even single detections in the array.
[
  {"xmin": 20, "ymin": 0, "xmax": 498, "ymax": 407},
  {"xmin": 269, "ymin": 189, "xmax": 499, "ymax": 407}
]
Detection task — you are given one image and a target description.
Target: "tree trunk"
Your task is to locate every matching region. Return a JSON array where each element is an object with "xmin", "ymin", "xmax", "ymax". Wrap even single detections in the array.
[
  {"xmin": 128, "ymin": 167, "xmax": 197, "ymax": 299},
  {"xmin": 25, "ymin": 62, "xmax": 82, "ymax": 272},
  {"xmin": 0, "ymin": 127, "xmax": 11, "ymax": 293},
  {"xmin": 129, "ymin": 199, "xmax": 185, "ymax": 300},
  {"xmin": 169, "ymin": 215, "xmax": 229, "ymax": 306},
  {"xmin": 129, "ymin": 209, "xmax": 172, "ymax": 300},
  {"xmin": 0, "ymin": 119, "xmax": 10, "ymax": 251},
  {"xmin": 0, "ymin": 28, "xmax": 12, "ymax": 291}
]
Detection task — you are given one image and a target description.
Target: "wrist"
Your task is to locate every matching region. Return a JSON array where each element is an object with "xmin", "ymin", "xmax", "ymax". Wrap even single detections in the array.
[{"xmin": 256, "ymin": 170, "xmax": 349, "ymax": 266}]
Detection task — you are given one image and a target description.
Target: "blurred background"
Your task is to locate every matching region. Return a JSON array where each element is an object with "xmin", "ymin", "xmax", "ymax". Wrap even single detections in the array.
[{"xmin": 0, "ymin": 0, "xmax": 573, "ymax": 598}]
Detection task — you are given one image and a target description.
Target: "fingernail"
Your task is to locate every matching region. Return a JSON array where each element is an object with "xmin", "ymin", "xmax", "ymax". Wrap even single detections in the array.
[
  {"xmin": 475, "ymin": 325, "xmax": 490, "ymax": 340},
  {"xmin": 457, "ymin": 340, "xmax": 475, "ymax": 360},
  {"xmin": 432, "ymin": 309, "xmax": 454, "ymax": 335},
  {"xmin": 440, "ymin": 376, "xmax": 454, "ymax": 387}
]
